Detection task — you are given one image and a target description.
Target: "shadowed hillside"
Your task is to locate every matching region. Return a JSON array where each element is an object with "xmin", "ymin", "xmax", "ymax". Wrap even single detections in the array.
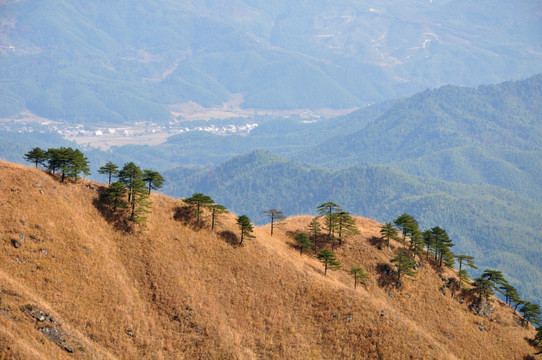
[{"xmin": 0, "ymin": 161, "xmax": 537, "ymax": 359}]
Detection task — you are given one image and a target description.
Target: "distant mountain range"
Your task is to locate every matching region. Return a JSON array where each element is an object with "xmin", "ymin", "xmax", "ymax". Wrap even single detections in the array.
[
  {"xmin": 159, "ymin": 75, "xmax": 542, "ymax": 301},
  {"xmin": 163, "ymin": 149, "xmax": 542, "ymax": 302},
  {"xmin": 1, "ymin": 72, "xmax": 541, "ymax": 301},
  {"xmin": 1, "ymin": 0, "xmax": 541, "ymax": 123}
]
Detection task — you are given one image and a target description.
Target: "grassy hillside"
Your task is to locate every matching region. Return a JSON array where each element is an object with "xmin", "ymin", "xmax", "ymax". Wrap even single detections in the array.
[
  {"xmin": 0, "ymin": 161, "xmax": 538, "ymax": 359},
  {"xmin": 163, "ymin": 150, "xmax": 542, "ymax": 302}
]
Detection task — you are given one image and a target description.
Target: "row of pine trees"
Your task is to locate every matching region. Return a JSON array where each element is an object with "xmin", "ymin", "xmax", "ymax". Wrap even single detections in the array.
[{"xmin": 24, "ymin": 148, "xmax": 541, "ymax": 355}]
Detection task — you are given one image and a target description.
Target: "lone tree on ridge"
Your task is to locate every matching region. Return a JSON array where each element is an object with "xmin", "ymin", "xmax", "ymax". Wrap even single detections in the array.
[{"xmin": 263, "ymin": 209, "xmax": 286, "ymax": 236}]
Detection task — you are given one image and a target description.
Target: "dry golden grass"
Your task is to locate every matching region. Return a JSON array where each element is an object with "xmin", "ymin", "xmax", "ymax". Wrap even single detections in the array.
[{"xmin": 0, "ymin": 161, "xmax": 537, "ymax": 359}]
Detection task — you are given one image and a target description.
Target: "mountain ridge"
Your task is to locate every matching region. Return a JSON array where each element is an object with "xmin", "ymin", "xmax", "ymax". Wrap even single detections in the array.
[
  {"xmin": 0, "ymin": 160, "xmax": 538, "ymax": 359},
  {"xmin": 163, "ymin": 150, "xmax": 542, "ymax": 301}
]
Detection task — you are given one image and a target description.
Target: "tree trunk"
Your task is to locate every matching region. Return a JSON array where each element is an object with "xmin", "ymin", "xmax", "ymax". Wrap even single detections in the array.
[{"xmin": 211, "ymin": 213, "xmax": 215, "ymax": 232}]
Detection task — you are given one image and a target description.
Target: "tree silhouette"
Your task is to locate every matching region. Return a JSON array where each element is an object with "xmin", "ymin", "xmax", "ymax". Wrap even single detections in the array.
[{"xmin": 263, "ymin": 209, "xmax": 286, "ymax": 236}]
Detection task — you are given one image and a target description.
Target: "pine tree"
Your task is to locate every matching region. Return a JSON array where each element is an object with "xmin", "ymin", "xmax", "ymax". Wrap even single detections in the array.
[
  {"xmin": 408, "ymin": 229, "xmax": 424, "ymax": 258},
  {"xmin": 481, "ymin": 269, "xmax": 508, "ymax": 290},
  {"xmin": 317, "ymin": 202, "xmax": 341, "ymax": 245},
  {"xmin": 68, "ymin": 149, "xmax": 91, "ymax": 182},
  {"xmin": 512, "ymin": 294, "xmax": 526, "ymax": 312},
  {"xmin": 393, "ymin": 213, "xmax": 417, "ymax": 243},
  {"xmin": 520, "ymin": 302, "xmax": 542, "ymax": 327},
  {"xmin": 263, "ymin": 209, "xmax": 286, "ymax": 236},
  {"xmin": 118, "ymin": 162, "xmax": 143, "ymax": 203},
  {"xmin": 431, "ymin": 227, "xmax": 454, "ymax": 267},
  {"xmin": 532, "ymin": 326, "xmax": 542, "ymax": 354},
  {"xmin": 380, "ymin": 222, "xmax": 398, "ymax": 248},
  {"xmin": 237, "ymin": 215, "xmax": 255, "ymax": 246},
  {"xmin": 129, "ymin": 178, "xmax": 151, "ymax": 223},
  {"xmin": 471, "ymin": 276, "xmax": 494, "ymax": 302},
  {"xmin": 308, "ymin": 217, "xmax": 321, "ymax": 251},
  {"xmin": 317, "ymin": 249, "xmax": 341, "ymax": 275},
  {"xmin": 183, "ymin": 193, "xmax": 214, "ymax": 227},
  {"xmin": 350, "ymin": 267, "xmax": 369, "ymax": 289},
  {"xmin": 458, "ymin": 269, "xmax": 470, "ymax": 287},
  {"xmin": 98, "ymin": 161, "xmax": 119, "ymax": 185},
  {"xmin": 295, "ymin": 233, "xmax": 313, "ymax": 255},
  {"xmin": 455, "ymin": 255, "xmax": 477, "ymax": 272},
  {"xmin": 45, "ymin": 147, "xmax": 90, "ymax": 182},
  {"xmin": 101, "ymin": 181, "xmax": 127, "ymax": 212},
  {"xmin": 208, "ymin": 204, "xmax": 228, "ymax": 232},
  {"xmin": 390, "ymin": 248, "xmax": 417, "ymax": 288},
  {"xmin": 142, "ymin": 169, "xmax": 164, "ymax": 194},
  {"xmin": 335, "ymin": 211, "xmax": 359, "ymax": 247},
  {"xmin": 422, "ymin": 229, "xmax": 436, "ymax": 260},
  {"xmin": 24, "ymin": 147, "xmax": 47, "ymax": 169},
  {"xmin": 499, "ymin": 283, "xmax": 519, "ymax": 307}
]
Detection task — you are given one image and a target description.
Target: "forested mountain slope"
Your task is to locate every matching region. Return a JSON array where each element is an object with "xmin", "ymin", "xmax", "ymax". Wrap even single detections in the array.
[
  {"xmin": 299, "ymin": 75, "xmax": 542, "ymax": 202},
  {"xmin": 163, "ymin": 150, "xmax": 542, "ymax": 301},
  {"xmin": 0, "ymin": 161, "xmax": 538, "ymax": 359}
]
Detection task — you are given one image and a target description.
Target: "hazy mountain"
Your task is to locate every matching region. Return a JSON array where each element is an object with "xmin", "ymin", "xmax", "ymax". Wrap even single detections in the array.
[
  {"xmin": 163, "ymin": 150, "xmax": 542, "ymax": 301},
  {"xmin": 1, "ymin": 0, "xmax": 541, "ymax": 123},
  {"xmin": 298, "ymin": 75, "xmax": 542, "ymax": 201}
]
